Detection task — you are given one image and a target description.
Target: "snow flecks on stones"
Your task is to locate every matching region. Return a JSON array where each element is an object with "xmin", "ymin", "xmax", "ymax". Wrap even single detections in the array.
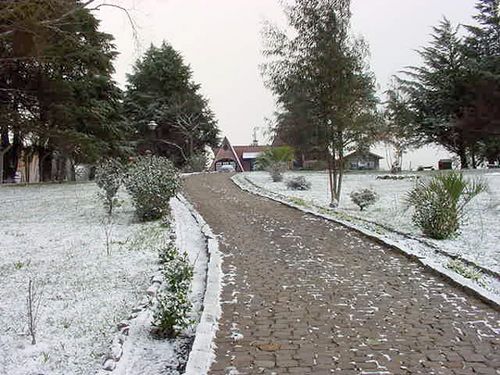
[
  {"xmin": 233, "ymin": 172, "xmax": 500, "ymax": 304},
  {"xmin": 184, "ymin": 173, "xmax": 500, "ymax": 374}
]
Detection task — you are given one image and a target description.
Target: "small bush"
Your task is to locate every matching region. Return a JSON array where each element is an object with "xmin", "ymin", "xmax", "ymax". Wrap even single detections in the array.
[
  {"xmin": 95, "ymin": 159, "xmax": 124, "ymax": 215},
  {"xmin": 286, "ymin": 176, "xmax": 311, "ymax": 190},
  {"xmin": 158, "ymin": 243, "xmax": 179, "ymax": 265},
  {"xmin": 183, "ymin": 153, "xmax": 207, "ymax": 173},
  {"xmin": 267, "ymin": 162, "xmax": 288, "ymax": 182},
  {"xmin": 446, "ymin": 259, "xmax": 483, "ymax": 284},
  {"xmin": 152, "ymin": 244, "xmax": 193, "ymax": 338},
  {"xmin": 125, "ymin": 156, "xmax": 180, "ymax": 221},
  {"xmin": 405, "ymin": 172, "xmax": 487, "ymax": 239},
  {"xmin": 152, "ymin": 289, "xmax": 192, "ymax": 338},
  {"xmin": 350, "ymin": 188, "xmax": 378, "ymax": 211}
]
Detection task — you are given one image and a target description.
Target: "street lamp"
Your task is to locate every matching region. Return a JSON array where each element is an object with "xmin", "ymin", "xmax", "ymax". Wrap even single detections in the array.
[{"xmin": 148, "ymin": 120, "xmax": 158, "ymax": 131}]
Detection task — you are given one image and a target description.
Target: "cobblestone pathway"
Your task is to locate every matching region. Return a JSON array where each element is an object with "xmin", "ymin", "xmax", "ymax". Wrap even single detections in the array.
[{"xmin": 183, "ymin": 174, "xmax": 500, "ymax": 375}]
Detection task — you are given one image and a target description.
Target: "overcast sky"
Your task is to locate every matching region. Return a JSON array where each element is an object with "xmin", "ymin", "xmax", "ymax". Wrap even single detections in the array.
[{"xmin": 97, "ymin": 0, "xmax": 477, "ymax": 169}]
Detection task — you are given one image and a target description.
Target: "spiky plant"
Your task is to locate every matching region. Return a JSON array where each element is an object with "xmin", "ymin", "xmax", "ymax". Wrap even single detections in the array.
[{"xmin": 405, "ymin": 172, "xmax": 487, "ymax": 239}]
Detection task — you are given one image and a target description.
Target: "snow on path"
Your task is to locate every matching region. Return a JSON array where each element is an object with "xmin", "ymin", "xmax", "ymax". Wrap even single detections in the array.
[{"xmin": 243, "ymin": 171, "xmax": 500, "ymax": 274}]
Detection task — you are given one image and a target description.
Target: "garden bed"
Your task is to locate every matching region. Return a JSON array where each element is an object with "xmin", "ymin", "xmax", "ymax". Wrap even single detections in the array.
[{"xmin": 0, "ymin": 182, "xmax": 210, "ymax": 375}]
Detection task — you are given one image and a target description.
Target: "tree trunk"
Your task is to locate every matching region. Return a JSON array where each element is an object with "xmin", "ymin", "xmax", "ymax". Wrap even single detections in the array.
[{"xmin": 458, "ymin": 148, "xmax": 469, "ymax": 169}]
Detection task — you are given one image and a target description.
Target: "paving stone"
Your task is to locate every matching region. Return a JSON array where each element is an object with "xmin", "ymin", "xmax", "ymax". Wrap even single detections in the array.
[{"xmin": 183, "ymin": 174, "xmax": 500, "ymax": 375}]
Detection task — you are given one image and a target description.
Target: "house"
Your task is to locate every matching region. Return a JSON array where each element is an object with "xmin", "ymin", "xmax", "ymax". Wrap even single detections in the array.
[
  {"xmin": 344, "ymin": 150, "xmax": 383, "ymax": 170},
  {"xmin": 211, "ymin": 137, "xmax": 270, "ymax": 172}
]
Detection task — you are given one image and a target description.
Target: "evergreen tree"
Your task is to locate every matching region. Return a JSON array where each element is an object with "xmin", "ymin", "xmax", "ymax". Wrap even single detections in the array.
[
  {"xmin": 263, "ymin": 0, "xmax": 379, "ymax": 206},
  {"xmin": 124, "ymin": 42, "xmax": 219, "ymax": 167},
  {"xmin": 399, "ymin": 18, "xmax": 472, "ymax": 168},
  {"xmin": 461, "ymin": 0, "xmax": 500, "ymax": 165},
  {"xmin": 0, "ymin": 1, "xmax": 127, "ymax": 181}
]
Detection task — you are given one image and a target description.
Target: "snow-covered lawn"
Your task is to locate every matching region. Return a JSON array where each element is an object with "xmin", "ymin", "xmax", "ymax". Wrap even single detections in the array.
[
  {"xmin": 241, "ymin": 171, "xmax": 500, "ymax": 275},
  {"xmin": 0, "ymin": 183, "xmax": 169, "ymax": 374}
]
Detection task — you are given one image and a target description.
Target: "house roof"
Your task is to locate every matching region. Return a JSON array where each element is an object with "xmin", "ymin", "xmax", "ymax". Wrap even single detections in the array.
[
  {"xmin": 233, "ymin": 145, "xmax": 269, "ymax": 159},
  {"xmin": 345, "ymin": 150, "xmax": 384, "ymax": 160}
]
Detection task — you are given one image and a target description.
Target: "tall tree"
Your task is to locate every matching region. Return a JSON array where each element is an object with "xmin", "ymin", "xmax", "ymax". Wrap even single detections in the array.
[
  {"xmin": 399, "ymin": 18, "xmax": 472, "ymax": 168},
  {"xmin": 382, "ymin": 82, "xmax": 420, "ymax": 172},
  {"xmin": 263, "ymin": 0, "xmax": 379, "ymax": 206},
  {"xmin": 460, "ymin": 0, "xmax": 500, "ymax": 165},
  {"xmin": 0, "ymin": 1, "xmax": 128, "ymax": 181},
  {"xmin": 124, "ymin": 42, "xmax": 219, "ymax": 167}
]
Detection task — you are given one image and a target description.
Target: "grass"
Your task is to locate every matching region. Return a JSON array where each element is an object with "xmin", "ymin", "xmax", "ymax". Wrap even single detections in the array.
[{"xmin": 446, "ymin": 259, "xmax": 484, "ymax": 285}]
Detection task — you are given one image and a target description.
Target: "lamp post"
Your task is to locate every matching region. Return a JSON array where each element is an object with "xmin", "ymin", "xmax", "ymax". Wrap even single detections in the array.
[{"xmin": 146, "ymin": 120, "xmax": 158, "ymax": 155}]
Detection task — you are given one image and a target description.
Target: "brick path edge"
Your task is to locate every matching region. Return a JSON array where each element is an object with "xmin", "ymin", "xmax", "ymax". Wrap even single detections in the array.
[
  {"xmin": 178, "ymin": 194, "xmax": 224, "ymax": 374},
  {"xmin": 231, "ymin": 174, "xmax": 500, "ymax": 310}
]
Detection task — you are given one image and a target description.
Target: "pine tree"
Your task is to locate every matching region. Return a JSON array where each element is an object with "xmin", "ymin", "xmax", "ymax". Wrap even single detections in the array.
[
  {"xmin": 0, "ymin": 1, "xmax": 128, "ymax": 181},
  {"xmin": 399, "ymin": 18, "xmax": 472, "ymax": 168},
  {"xmin": 124, "ymin": 42, "xmax": 219, "ymax": 167},
  {"xmin": 461, "ymin": 0, "xmax": 500, "ymax": 166}
]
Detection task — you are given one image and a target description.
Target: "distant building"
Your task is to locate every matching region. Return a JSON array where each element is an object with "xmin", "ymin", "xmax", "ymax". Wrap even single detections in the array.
[
  {"xmin": 211, "ymin": 137, "xmax": 270, "ymax": 172},
  {"xmin": 344, "ymin": 150, "xmax": 383, "ymax": 170}
]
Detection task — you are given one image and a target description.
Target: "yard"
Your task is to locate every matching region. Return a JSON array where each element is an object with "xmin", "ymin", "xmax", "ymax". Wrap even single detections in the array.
[
  {"xmin": 0, "ymin": 183, "xmax": 168, "ymax": 374},
  {"xmin": 238, "ymin": 171, "xmax": 500, "ymax": 277}
]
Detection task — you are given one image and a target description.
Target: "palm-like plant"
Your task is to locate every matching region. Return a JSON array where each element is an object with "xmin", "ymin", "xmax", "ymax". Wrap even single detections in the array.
[
  {"xmin": 256, "ymin": 146, "xmax": 295, "ymax": 182},
  {"xmin": 405, "ymin": 172, "xmax": 487, "ymax": 239}
]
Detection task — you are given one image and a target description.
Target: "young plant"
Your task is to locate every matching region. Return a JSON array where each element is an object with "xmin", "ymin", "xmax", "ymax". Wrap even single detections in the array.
[
  {"xmin": 125, "ymin": 156, "xmax": 180, "ymax": 221},
  {"xmin": 95, "ymin": 159, "xmax": 124, "ymax": 215},
  {"xmin": 152, "ymin": 246, "xmax": 194, "ymax": 338},
  {"xmin": 405, "ymin": 172, "xmax": 487, "ymax": 239},
  {"xmin": 26, "ymin": 278, "xmax": 44, "ymax": 345},
  {"xmin": 350, "ymin": 188, "xmax": 378, "ymax": 211},
  {"xmin": 286, "ymin": 176, "xmax": 311, "ymax": 191},
  {"xmin": 102, "ymin": 216, "xmax": 113, "ymax": 256},
  {"xmin": 256, "ymin": 146, "xmax": 295, "ymax": 182}
]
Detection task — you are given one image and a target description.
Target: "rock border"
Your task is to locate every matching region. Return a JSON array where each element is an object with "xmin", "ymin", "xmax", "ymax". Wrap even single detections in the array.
[
  {"xmin": 178, "ymin": 194, "xmax": 223, "ymax": 375},
  {"xmin": 97, "ymin": 229, "xmax": 175, "ymax": 373},
  {"xmin": 231, "ymin": 174, "xmax": 500, "ymax": 310}
]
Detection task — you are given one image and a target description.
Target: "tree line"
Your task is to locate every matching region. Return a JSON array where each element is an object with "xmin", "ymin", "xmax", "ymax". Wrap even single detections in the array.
[
  {"xmin": 0, "ymin": 0, "xmax": 219, "ymax": 183},
  {"xmin": 264, "ymin": 0, "xmax": 499, "ymax": 205}
]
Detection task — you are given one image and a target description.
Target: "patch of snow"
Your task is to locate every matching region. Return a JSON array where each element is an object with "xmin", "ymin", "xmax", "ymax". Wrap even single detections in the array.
[
  {"xmin": 0, "ymin": 183, "xmax": 159, "ymax": 375},
  {"xmin": 178, "ymin": 194, "xmax": 223, "ymax": 375},
  {"xmin": 233, "ymin": 172, "xmax": 500, "ymax": 307}
]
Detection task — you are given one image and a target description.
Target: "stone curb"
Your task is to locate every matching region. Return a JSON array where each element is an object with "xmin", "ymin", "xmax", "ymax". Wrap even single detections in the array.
[
  {"xmin": 97, "ymin": 229, "xmax": 175, "ymax": 373},
  {"xmin": 177, "ymin": 194, "xmax": 224, "ymax": 375},
  {"xmin": 231, "ymin": 174, "xmax": 500, "ymax": 310}
]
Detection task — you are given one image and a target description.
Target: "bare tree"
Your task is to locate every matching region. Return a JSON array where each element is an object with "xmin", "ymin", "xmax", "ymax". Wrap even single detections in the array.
[
  {"xmin": 0, "ymin": 0, "xmax": 137, "ymax": 41},
  {"xmin": 171, "ymin": 113, "xmax": 204, "ymax": 158},
  {"xmin": 26, "ymin": 278, "xmax": 44, "ymax": 345}
]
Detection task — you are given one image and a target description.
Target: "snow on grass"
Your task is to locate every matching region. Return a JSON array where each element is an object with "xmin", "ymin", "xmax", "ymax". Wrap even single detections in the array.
[
  {"xmin": 241, "ymin": 171, "xmax": 500, "ymax": 275},
  {"xmin": 0, "ymin": 183, "xmax": 163, "ymax": 375},
  {"xmin": 110, "ymin": 197, "xmax": 209, "ymax": 375}
]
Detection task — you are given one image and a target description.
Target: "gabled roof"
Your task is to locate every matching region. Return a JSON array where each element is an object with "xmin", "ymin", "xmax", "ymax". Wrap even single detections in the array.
[{"xmin": 212, "ymin": 137, "xmax": 244, "ymax": 171}]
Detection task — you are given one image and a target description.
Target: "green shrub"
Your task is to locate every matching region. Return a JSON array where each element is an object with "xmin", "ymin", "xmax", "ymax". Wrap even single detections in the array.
[
  {"xmin": 95, "ymin": 158, "xmax": 124, "ymax": 215},
  {"xmin": 183, "ymin": 153, "xmax": 208, "ymax": 173},
  {"xmin": 256, "ymin": 146, "xmax": 294, "ymax": 182},
  {"xmin": 152, "ymin": 245, "xmax": 193, "ymax": 338},
  {"xmin": 125, "ymin": 156, "xmax": 180, "ymax": 221},
  {"xmin": 446, "ymin": 259, "xmax": 483, "ymax": 284},
  {"xmin": 152, "ymin": 289, "xmax": 192, "ymax": 338},
  {"xmin": 286, "ymin": 176, "xmax": 311, "ymax": 190},
  {"xmin": 350, "ymin": 188, "xmax": 378, "ymax": 211},
  {"xmin": 405, "ymin": 172, "xmax": 487, "ymax": 239}
]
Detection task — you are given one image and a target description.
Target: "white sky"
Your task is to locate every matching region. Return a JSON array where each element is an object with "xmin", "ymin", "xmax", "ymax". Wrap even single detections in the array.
[{"xmin": 96, "ymin": 0, "xmax": 477, "ymax": 170}]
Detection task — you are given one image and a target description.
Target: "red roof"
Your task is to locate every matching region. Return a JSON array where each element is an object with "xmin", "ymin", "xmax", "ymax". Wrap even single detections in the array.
[{"xmin": 233, "ymin": 145, "xmax": 269, "ymax": 159}]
